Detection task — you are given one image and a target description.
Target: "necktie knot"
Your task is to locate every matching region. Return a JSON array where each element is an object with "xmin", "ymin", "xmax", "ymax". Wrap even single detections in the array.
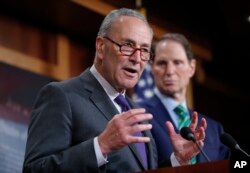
[
  {"xmin": 174, "ymin": 104, "xmax": 190, "ymax": 129},
  {"xmin": 114, "ymin": 94, "xmax": 130, "ymax": 112},
  {"xmin": 173, "ymin": 104, "xmax": 187, "ymax": 120}
]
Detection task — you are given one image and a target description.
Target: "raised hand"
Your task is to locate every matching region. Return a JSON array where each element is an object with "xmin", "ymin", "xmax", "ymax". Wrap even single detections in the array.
[
  {"xmin": 166, "ymin": 111, "xmax": 207, "ymax": 165},
  {"xmin": 98, "ymin": 108, "xmax": 153, "ymax": 155}
]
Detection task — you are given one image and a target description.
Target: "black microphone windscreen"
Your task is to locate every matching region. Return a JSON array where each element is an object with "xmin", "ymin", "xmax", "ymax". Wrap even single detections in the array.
[
  {"xmin": 180, "ymin": 127, "xmax": 195, "ymax": 141},
  {"xmin": 220, "ymin": 133, "xmax": 238, "ymax": 149}
]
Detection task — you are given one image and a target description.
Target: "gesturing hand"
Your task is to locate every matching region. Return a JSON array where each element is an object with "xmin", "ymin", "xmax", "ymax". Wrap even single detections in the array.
[
  {"xmin": 166, "ymin": 111, "xmax": 207, "ymax": 165},
  {"xmin": 98, "ymin": 108, "xmax": 153, "ymax": 155}
]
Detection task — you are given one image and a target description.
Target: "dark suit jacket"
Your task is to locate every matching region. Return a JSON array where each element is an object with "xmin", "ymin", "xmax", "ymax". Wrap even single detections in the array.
[
  {"xmin": 23, "ymin": 68, "xmax": 158, "ymax": 173},
  {"xmin": 139, "ymin": 95, "xmax": 230, "ymax": 166}
]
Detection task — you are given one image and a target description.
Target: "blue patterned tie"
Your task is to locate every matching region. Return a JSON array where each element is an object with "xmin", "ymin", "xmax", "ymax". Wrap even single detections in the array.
[
  {"xmin": 174, "ymin": 104, "xmax": 197, "ymax": 164},
  {"xmin": 114, "ymin": 94, "xmax": 148, "ymax": 169}
]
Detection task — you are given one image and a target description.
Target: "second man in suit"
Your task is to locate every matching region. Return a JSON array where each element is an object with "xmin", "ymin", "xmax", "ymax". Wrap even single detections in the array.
[{"xmin": 139, "ymin": 33, "xmax": 230, "ymax": 166}]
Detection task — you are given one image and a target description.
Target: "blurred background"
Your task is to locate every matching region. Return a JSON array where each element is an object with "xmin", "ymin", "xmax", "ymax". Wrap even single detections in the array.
[{"xmin": 0, "ymin": 0, "xmax": 249, "ymax": 172}]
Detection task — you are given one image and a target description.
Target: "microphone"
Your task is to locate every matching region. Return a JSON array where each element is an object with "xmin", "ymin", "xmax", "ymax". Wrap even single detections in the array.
[
  {"xmin": 180, "ymin": 127, "xmax": 211, "ymax": 162},
  {"xmin": 220, "ymin": 133, "xmax": 250, "ymax": 158}
]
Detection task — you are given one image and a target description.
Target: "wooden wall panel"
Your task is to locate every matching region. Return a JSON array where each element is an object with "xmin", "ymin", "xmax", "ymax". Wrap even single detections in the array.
[
  {"xmin": 0, "ymin": 15, "xmax": 57, "ymax": 64},
  {"xmin": 0, "ymin": 15, "xmax": 93, "ymax": 80},
  {"xmin": 69, "ymin": 40, "xmax": 94, "ymax": 77}
]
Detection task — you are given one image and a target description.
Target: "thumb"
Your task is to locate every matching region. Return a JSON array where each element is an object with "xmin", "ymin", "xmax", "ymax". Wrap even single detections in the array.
[{"xmin": 165, "ymin": 121, "xmax": 176, "ymax": 137}]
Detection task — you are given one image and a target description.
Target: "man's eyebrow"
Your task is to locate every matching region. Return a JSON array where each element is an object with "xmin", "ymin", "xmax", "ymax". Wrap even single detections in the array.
[{"xmin": 122, "ymin": 38, "xmax": 151, "ymax": 47}]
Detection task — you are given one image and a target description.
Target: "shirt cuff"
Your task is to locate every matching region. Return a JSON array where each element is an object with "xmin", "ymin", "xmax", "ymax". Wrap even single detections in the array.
[
  {"xmin": 94, "ymin": 137, "xmax": 108, "ymax": 167},
  {"xmin": 170, "ymin": 152, "xmax": 180, "ymax": 167}
]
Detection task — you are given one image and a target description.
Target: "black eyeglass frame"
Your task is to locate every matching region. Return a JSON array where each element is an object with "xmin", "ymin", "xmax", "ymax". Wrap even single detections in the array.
[{"xmin": 103, "ymin": 36, "xmax": 153, "ymax": 61}]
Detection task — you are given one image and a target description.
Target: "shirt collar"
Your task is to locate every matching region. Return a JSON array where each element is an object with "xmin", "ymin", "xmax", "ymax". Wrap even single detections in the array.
[
  {"xmin": 154, "ymin": 87, "xmax": 187, "ymax": 111},
  {"xmin": 154, "ymin": 87, "xmax": 189, "ymax": 127},
  {"xmin": 90, "ymin": 65, "xmax": 125, "ymax": 100}
]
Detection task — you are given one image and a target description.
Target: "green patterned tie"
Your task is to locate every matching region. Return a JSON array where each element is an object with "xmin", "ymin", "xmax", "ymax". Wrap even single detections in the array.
[{"xmin": 174, "ymin": 104, "xmax": 197, "ymax": 164}]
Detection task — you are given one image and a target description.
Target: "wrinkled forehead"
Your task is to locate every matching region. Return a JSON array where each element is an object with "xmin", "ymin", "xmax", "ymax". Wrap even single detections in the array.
[{"xmin": 109, "ymin": 16, "xmax": 153, "ymax": 46}]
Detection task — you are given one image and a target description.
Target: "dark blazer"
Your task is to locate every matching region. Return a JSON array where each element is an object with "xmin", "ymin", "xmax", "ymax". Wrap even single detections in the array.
[
  {"xmin": 23, "ymin": 68, "xmax": 158, "ymax": 173},
  {"xmin": 139, "ymin": 95, "xmax": 230, "ymax": 166}
]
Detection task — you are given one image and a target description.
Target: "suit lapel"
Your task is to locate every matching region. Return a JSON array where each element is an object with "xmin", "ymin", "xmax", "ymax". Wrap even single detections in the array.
[
  {"xmin": 80, "ymin": 69, "xmax": 118, "ymax": 121},
  {"xmin": 90, "ymin": 91, "xmax": 118, "ymax": 121},
  {"xmin": 149, "ymin": 96, "xmax": 179, "ymax": 132}
]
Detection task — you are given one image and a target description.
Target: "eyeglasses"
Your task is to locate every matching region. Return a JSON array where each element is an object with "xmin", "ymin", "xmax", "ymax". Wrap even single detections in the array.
[{"xmin": 103, "ymin": 36, "xmax": 152, "ymax": 61}]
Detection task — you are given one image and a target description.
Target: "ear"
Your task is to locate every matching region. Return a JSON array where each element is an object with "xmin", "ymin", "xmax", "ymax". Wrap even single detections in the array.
[
  {"xmin": 189, "ymin": 59, "xmax": 196, "ymax": 77},
  {"xmin": 96, "ymin": 36, "xmax": 105, "ymax": 59}
]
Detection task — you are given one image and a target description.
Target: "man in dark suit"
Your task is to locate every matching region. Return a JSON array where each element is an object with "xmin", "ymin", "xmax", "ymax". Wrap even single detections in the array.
[
  {"xmin": 139, "ymin": 33, "xmax": 230, "ymax": 166},
  {"xmin": 23, "ymin": 9, "xmax": 207, "ymax": 173}
]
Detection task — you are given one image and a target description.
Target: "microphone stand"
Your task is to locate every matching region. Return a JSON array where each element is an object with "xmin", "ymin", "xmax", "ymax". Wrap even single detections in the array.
[
  {"xmin": 181, "ymin": 127, "xmax": 211, "ymax": 162},
  {"xmin": 192, "ymin": 138, "xmax": 211, "ymax": 162}
]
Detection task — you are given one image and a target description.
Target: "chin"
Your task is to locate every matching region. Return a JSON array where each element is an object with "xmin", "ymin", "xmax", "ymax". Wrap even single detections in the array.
[
  {"xmin": 162, "ymin": 88, "xmax": 177, "ymax": 95},
  {"xmin": 123, "ymin": 81, "xmax": 137, "ymax": 89},
  {"xmin": 118, "ymin": 75, "xmax": 138, "ymax": 87}
]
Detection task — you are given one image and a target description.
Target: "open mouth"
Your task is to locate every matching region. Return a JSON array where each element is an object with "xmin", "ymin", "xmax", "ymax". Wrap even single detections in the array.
[
  {"xmin": 124, "ymin": 67, "xmax": 137, "ymax": 73},
  {"xmin": 123, "ymin": 67, "xmax": 138, "ymax": 77}
]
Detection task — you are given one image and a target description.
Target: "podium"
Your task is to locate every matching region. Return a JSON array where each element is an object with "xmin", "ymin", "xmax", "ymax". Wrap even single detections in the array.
[{"xmin": 139, "ymin": 160, "xmax": 229, "ymax": 173}]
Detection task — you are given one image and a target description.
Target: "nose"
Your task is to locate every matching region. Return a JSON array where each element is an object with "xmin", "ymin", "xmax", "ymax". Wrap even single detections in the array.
[
  {"xmin": 165, "ymin": 63, "xmax": 175, "ymax": 75},
  {"xmin": 129, "ymin": 49, "xmax": 141, "ymax": 63}
]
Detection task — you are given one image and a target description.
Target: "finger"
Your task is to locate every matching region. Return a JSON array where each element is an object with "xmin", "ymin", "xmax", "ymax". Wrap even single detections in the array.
[
  {"xmin": 200, "ymin": 118, "xmax": 207, "ymax": 130},
  {"xmin": 126, "ymin": 113, "xmax": 153, "ymax": 125},
  {"xmin": 194, "ymin": 118, "xmax": 206, "ymax": 140},
  {"xmin": 195, "ymin": 126, "xmax": 205, "ymax": 141},
  {"xmin": 112, "ymin": 109, "xmax": 149, "ymax": 126},
  {"xmin": 130, "ymin": 123, "xmax": 152, "ymax": 134},
  {"xmin": 189, "ymin": 111, "xmax": 198, "ymax": 131},
  {"xmin": 120, "ymin": 108, "xmax": 146, "ymax": 119},
  {"xmin": 130, "ymin": 135, "xmax": 151, "ymax": 143},
  {"xmin": 165, "ymin": 121, "xmax": 176, "ymax": 136},
  {"xmin": 117, "ymin": 126, "xmax": 152, "ymax": 144},
  {"xmin": 116, "ymin": 125, "xmax": 152, "ymax": 143},
  {"xmin": 197, "ymin": 140, "xmax": 204, "ymax": 148}
]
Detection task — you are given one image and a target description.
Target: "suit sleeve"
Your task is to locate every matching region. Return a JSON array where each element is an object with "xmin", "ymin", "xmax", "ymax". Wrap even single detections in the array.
[{"xmin": 23, "ymin": 83, "xmax": 100, "ymax": 173}]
